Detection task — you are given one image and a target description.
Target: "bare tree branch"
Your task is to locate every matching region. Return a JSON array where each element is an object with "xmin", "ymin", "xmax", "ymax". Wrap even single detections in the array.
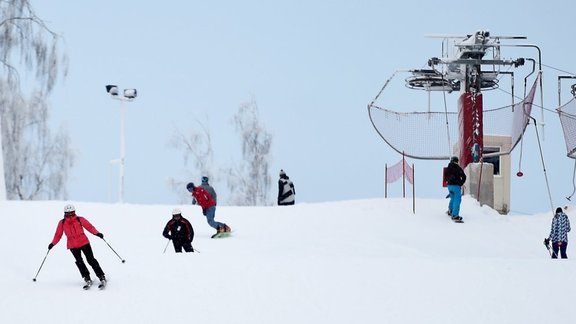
[
  {"xmin": 226, "ymin": 98, "xmax": 272, "ymax": 206},
  {"xmin": 0, "ymin": 1, "xmax": 71, "ymax": 200}
]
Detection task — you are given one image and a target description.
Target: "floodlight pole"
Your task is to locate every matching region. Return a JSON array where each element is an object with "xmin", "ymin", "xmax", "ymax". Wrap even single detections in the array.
[
  {"xmin": 106, "ymin": 85, "xmax": 136, "ymax": 203},
  {"xmin": 119, "ymin": 98, "xmax": 126, "ymax": 203},
  {"xmin": 115, "ymin": 96, "xmax": 135, "ymax": 204}
]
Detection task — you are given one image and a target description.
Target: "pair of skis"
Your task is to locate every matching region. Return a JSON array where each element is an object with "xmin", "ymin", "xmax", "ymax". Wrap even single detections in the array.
[{"xmin": 83, "ymin": 279, "xmax": 107, "ymax": 290}]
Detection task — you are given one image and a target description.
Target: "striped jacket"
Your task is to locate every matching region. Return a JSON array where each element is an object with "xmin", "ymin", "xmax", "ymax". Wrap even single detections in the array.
[{"xmin": 549, "ymin": 212, "xmax": 571, "ymax": 242}]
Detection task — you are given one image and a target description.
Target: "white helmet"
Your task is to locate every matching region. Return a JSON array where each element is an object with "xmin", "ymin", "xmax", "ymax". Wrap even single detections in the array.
[
  {"xmin": 171, "ymin": 208, "xmax": 182, "ymax": 216},
  {"xmin": 64, "ymin": 204, "xmax": 76, "ymax": 213}
]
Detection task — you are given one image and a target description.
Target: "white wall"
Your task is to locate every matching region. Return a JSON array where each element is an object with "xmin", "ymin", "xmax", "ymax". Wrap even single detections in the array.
[{"xmin": 484, "ymin": 135, "xmax": 512, "ymax": 214}]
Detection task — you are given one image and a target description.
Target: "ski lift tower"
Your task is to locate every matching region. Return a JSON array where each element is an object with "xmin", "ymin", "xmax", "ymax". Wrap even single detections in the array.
[
  {"xmin": 406, "ymin": 30, "xmax": 531, "ymax": 212},
  {"xmin": 368, "ymin": 30, "xmax": 541, "ymax": 212},
  {"xmin": 419, "ymin": 30, "xmax": 527, "ymax": 167}
]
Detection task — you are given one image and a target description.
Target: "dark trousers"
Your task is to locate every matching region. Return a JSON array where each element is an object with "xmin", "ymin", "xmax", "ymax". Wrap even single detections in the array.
[
  {"xmin": 70, "ymin": 244, "xmax": 105, "ymax": 279},
  {"xmin": 552, "ymin": 241, "xmax": 568, "ymax": 259},
  {"xmin": 173, "ymin": 239, "xmax": 193, "ymax": 253}
]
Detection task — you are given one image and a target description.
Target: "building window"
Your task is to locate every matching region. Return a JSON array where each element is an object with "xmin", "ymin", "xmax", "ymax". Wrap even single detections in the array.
[{"xmin": 483, "ymin": 147, "xmax": 500, "ymax": 175}]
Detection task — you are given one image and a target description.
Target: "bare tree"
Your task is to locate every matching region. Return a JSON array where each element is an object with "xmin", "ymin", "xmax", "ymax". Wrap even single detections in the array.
[
  {"xmin": 0, "ymin": 0, "xmax": 69, "ymax": 200},
  {"xmin": 171, "ymin": 100, "xmax": 273, "ymax": 206},
  {"xmin": 0, "ymin": 1, "xmax": 67, "ymax": 92},
  {"xmin": 226, "ymin": 99, "xmax": 272, "ymax": 206},
  {"xmin": 168, "ymin": 118, "xmax": 215, "ymax": 203},
  {"xmin": 1, "ymin": 87, "xmax": 73, "ymax": 199}
]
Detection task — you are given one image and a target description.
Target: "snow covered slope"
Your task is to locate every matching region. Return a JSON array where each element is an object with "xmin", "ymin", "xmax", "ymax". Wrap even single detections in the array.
[{"xmin": 1, "ymin": 197, "xmax": 574, "ymax": 324}]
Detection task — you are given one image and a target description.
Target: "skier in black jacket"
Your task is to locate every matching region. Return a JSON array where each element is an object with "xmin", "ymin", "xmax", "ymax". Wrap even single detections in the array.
[
  {"xmin": 445, "ymin": 156, "xmax": 467, "ymax": 221},
  {"xmin": 162, "ymin": 208, "xmax": 194, "ymax": 253}
]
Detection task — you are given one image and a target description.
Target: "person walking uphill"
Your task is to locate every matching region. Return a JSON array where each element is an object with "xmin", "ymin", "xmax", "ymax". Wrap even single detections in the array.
[
  {"xmin": 278, "ymin": 169, "xmax": 295, "ymax": 206},
  {"xmin": 187, "ymin": 182, "xmax": 231, "ymax": 238},
  {"xmin": 48, "ymin": 204, "xmax": 106, "ymax": 288},
  {"xmin": 545, "ymin": 207, "xmax": 571, "ymax": 259},
  {"xmin": 445, "ymin": 156, "xmax": 466, "ymax": 222},
  {"xmin": 163, "ymin": 208, "xmax": 194, "ymax": 253}
]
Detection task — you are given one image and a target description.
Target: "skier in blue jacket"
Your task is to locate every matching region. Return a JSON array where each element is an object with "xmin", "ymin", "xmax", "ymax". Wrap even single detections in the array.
[{"xmin": 546, "ymin": 207, "xmax": 571, "ymax": 259}]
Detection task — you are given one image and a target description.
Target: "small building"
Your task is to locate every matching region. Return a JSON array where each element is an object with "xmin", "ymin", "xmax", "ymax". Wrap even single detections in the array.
[{"xmin": 463, "ymin": 135, "xmax": 512, "ymax": 214}]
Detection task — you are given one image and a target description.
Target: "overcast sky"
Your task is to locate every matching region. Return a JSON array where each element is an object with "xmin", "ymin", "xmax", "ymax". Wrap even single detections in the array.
[{"xmin": 31, "ymin": 0, "xmax": 576, "ymax": 213}]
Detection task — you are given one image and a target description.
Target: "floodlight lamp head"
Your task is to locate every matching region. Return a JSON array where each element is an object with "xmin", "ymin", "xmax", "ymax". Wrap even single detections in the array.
[
  {"xmin": 124, "ymin": 89, "xmax": 137, "ymax": 99},
  {"xmin": 106, "ymin": 85, "xmax": 119, "ymax": 96}
]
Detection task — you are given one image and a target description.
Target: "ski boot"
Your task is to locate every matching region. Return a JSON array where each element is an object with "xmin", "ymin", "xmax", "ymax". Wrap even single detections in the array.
[
  {"xmin": 98, "ymin": 276, "xmax": 107, "ymax": 289},
  {"xmin": 83, "ymin": 277, "xmax": 93, "ymax": 290}
]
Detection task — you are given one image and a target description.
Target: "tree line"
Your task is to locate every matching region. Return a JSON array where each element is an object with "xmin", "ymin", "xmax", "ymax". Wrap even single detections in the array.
[{"xmin": 0, "ymin": 1, "xmax": 273, "ymax": 204}]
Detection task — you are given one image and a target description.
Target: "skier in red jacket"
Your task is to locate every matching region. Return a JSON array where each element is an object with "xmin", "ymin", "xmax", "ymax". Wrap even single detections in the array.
[
  {"xmin": 187, "ymin": 182, "xmax": 230, "ymax": 237},
  {"xmin": 48, "ymin": 204, "xmax": 106, "ymax": 287}
]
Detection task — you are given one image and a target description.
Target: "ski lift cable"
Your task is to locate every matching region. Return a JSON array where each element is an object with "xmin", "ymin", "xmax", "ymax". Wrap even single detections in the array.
[
  {"xmin": 541, "ymin": 63, "xmax": 576, "ymax": 76},
  {"xmin": 528, "ymin": 115, "xmax": 555, "ymax": 213},
  {"xmin": 496, "ymin": 87, "xmax": 557, "ymax": 115},
  {"xmin": 517, "ymin": 133, "xmax": 524, "ymax": 176},
  {"xmin": 368, "ymin": 71, "xmax": 398, "ymax": 107},
  {"xmin": 440, "ymin": 64, "xmax": 452, "ymax": 157},
  {"xmin": 442, "ymin": 89, "xmax": 451, "ymax": 156}
]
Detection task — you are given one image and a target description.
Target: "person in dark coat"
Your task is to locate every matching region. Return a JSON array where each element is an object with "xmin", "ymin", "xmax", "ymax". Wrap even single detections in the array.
[
  {"xmin": 162, "ymin": 208, "xmax": 194, "ymax": 253},
  {"xmin": 445, "ymin": 156, "xmax": 466, "ymax": 221},
  {"xmin": 278, "ymin": 169, "xmax": 295, "ymax": 206},
  {"xmin": 546, "ymin": 207, "xmax": 571, "ymax": 259},
  {"xmin": 48, "ymin": 204, "xmax": 106, "ymax": 286}
]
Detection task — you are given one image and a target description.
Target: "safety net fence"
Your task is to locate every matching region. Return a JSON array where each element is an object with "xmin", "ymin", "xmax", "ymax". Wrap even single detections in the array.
[
  {"xmin": 368, "ymin": 73, "xmax": 540, "ymax": 160},
  {"xmin": 557, "ymin": 97, "xmax": 576, "ymax": 159}
]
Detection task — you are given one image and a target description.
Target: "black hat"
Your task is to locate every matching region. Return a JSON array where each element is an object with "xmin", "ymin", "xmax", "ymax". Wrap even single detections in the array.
[
  {"xmin": 556, "ymin": 207, "xmax": 563, "ymax": 214},
  {"xmin": 450, "ymin": 156, "xmax": 459, "ymax": 163},
  {"xmin": 186, "ymin": 182, "xmax": 195, "ymax": 191}
]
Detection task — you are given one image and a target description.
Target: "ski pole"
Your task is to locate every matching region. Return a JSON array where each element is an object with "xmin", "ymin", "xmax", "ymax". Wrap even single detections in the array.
[
  {"xmin": 163, "ymin": 239, "xmax": 171, "ymax": 254},
  {"xmin": 102, "ymin": 238, "xmax": 126, "ymax": 263},
  {"xmin": 544, "ymin": 239, "xmax": 558, "ymax": 258},
  {"xmin": 543, "ymin": 238, "xmax": 552, "ymax": 257},
  {"xmin": 545, "ymin": 244, "xmax": 552, "ymax": 257},
  {"xmin": 548, "ymin": 245, "xmax": 558, "ymax": 258},
  {"xmin": 32, "ymin": 250, "xmax": 50, "ymax": 282},
  {"xmin": 550, "ymin": 245, "xmax": 558, "ymax": 258}
]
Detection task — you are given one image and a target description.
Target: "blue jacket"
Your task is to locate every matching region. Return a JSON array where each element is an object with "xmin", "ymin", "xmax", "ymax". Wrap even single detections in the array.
[{"xmin": 549, "ymin": 212, "xmax": 571, "ymax": 242}]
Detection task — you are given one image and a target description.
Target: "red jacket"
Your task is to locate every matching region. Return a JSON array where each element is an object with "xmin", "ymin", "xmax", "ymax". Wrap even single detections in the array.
[
  {"xmin": 192, "ymin": 187, "xmax": 216, "ymax": 209},
  {"xmin": 51, "ymin": 215, "xmax": 100, "ymax": 249}
]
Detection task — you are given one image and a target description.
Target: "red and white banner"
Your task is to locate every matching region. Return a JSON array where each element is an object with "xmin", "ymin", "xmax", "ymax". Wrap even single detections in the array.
[{"xmin": 386, "ymin": 159, "xmax": 413, "ymax": 184}]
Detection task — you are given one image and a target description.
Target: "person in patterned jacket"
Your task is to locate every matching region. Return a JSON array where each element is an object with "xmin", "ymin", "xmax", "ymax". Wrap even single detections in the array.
[
  {"xmin": 278, "ymin": 169, "xmax": 296, "ymax": 206},
  {"xmin": 48, "ymin": 204, "xmax": 106, "ymax": 286},
  {"xmin": 546, "ymin": 207, "xmax": 571, "ymax": 259}
]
